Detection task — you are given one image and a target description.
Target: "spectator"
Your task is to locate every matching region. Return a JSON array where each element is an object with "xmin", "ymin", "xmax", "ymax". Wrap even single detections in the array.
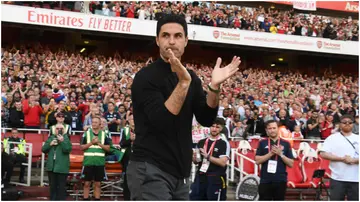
[
  {"xmin": 9, "ymin": 100, "xmax": 24, "ymax": 128},
  {"xmin": 22, "ymin": 95, "xmax": 43, "ymax": 129},
  {"xmin": 320, "ymin": 112, "xmax": 335, "ymax": 140},
  {"xmin": 320, "ymin": 115, "xmax": 359, "ymax": 201},
  {"xmin": 103, "ymin": 102, "xmax": 121, "ymax": 133},
  {"xmin": 306, "ymin": 111, "xmax": 321, "ymax": 140},
  {"xmin": 68, "ymin": 101, "xmax": 82, "ymax": 131},
  {"xmin": 47, "ymin": 100, "xmax": 71, "ymax": 128}
]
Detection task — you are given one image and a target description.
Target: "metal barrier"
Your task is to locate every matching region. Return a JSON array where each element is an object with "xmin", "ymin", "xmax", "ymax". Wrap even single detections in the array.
[
  {"xmin": 2, "ymin": 141, "xmax": 33, "ymax": 187},
  {"xmin": 1, "ymin": 127, "xmax": 122, "ymax": 136}
]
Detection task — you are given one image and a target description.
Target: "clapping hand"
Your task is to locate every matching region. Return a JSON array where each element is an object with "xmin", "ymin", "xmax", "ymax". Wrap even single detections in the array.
[
  {"xmin": 167, "ymin": 49, "xmax": 191, "ymax": 83},
  {"xmin": 271, "ymin": 145, "xmax": 283, "ymax": 156},
  {"xmin": 199, "ymin": 148, "xmax": 209, "ymax": 159},
  {"xmin": 91, "ymin": 137, "xmax": 99, "ymax": 145},
  {"xmin": 211, "ymin": 56, "xmax": 241, "ymax": 87}
]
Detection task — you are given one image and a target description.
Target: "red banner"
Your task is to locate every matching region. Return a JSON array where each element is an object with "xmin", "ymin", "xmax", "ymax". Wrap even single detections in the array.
[{"xmin": 270, "ymin": 1, "xmax": 358, "ymax": 13}]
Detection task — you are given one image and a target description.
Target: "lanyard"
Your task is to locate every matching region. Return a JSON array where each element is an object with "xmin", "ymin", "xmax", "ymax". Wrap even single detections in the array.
[
  {"xmin": 340, "ymin": 132, "xmax": 359, "ymax": 155},
  {"xmin": 203, "ymin": 137, "xmax": 220, "ymax": 157},
  {"xmin": 268, "ymin": 138, "xmax": 281, "ymax": 160}
]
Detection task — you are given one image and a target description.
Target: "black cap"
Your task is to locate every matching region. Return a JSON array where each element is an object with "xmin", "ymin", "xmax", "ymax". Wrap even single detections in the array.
[
  {"xmin": 340, "ymin": 114, "xmax": 355, "ymax": 122},
  {"xmin": 56, "ymin": 112, "xmax": 65, "ymax": 117}
]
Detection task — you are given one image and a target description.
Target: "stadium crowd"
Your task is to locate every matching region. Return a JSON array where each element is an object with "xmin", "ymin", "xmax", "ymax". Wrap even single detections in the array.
[
  {"xmin": 3, "ymin": 1, "xmax": 359, "ymax": 41},
  {"xmin": 1, "ymin": 42, "xmax": 359, "ymax": 141}
]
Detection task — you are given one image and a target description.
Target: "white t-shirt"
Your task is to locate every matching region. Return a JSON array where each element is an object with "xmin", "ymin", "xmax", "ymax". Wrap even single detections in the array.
[
  {"xmin": 138, "ymin": 9, "xmax": 146, "ymax": 20},
  {"xmin": 310, "ymin": 94, "xmax": 321, "ymax": 110},
  {"xmin": 321, "ymin": 132, "xmax": 359, "ymax": 182}
]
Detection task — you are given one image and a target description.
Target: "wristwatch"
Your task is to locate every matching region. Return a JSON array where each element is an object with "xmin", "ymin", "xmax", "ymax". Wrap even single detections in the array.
[{"xmin": 208, "ymin": 83, "xmax": 220, "ymax": 94}]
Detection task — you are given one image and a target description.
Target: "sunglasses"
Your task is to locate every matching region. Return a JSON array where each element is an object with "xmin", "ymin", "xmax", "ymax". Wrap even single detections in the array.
[
  {"xmin": 57, "ymin": 116, "xmax": 65, "ymax": 118},
  {"xmin": 341, "ymin": 121, "xmax": 353, "ymax": 125}
]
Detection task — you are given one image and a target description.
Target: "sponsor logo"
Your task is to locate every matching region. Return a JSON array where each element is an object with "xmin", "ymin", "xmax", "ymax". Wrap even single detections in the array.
[
  {"xmin": 317, "ymin": 41, "xmax": 323, "ymax": 49},
  {"xmin": 345, "ymin": 2, "xmax": 359, "ymax": 12},
  {"xmin": 213, "ymin": 30, "xmax": 240, "ymax": 41},
  {"xmin": 213, "ymin": 30, "xmax": 220, "ymax": 39}
]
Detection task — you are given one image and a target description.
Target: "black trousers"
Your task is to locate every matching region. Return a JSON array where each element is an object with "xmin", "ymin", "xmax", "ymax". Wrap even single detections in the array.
[
  {"xmin": 330, "ymin": 179, "xmax": 359, "ymax": 201},
  {"xmin": 5, "ymin": 153, "xmax": 26, "ymax": 182},
  {"xmin": 48, "ymin": 171, "xmax": 68, "ymax": 201},
  {"xmin": 258, "ymin": 182, "xmax": 287, "ymax": 201},
  {"xmin": 127, "ymin": 161, "xmax": 190, "ymax": 200}
]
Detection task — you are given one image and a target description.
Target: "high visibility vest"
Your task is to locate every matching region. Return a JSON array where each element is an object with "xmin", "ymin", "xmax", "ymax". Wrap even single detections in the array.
[
  {"xmin": 83, "ymin": 129, "xmax": 106, "ymax": 166},
  {"xmin": 3, "ymin": 137, "xmax": 26, "ymax": 155},
  {"xmin": 50, "ymin": 124, "xmax": 70, "ymax": 136}
]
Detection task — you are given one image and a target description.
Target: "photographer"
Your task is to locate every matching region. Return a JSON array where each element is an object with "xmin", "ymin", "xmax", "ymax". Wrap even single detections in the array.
[{"xmin": 42, "ymin": 112, "xmax": 72, "ymax": 201}]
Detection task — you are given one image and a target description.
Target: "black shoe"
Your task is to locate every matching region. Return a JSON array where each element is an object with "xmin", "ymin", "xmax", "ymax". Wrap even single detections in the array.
[{"xmin": 19, "ymin": 179, "xmax": 25, "ymax": 183}]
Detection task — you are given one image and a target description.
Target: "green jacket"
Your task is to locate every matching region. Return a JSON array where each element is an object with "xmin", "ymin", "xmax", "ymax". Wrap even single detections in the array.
[{"xmin": 41, "ymin": 134, "xmax": 72, "ymax": 174}]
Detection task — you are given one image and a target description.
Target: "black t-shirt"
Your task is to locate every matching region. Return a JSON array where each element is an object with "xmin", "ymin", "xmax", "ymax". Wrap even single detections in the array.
[
  {"xmin": 130, "ymin": 58, "xmax": 218, "ymax": 178},
  {"xmin": 104, "ymin": 111, "xmax": 121, "ymax": 132},
  {"xmin": 256, "ymin": 138, "xmax": 293, "ymax": 183},
  {"xmin": 196, "ymin": 137, "xmax": 230, "ymax": 174},
  {"xmin": 306, "ymin": 118, "xmax": 320, "ymax": 138}
]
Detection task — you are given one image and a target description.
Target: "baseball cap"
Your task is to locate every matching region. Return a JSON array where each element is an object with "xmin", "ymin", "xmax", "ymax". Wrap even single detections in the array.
[
  {"xmin": 56, "ymin": 112, "xmax": 65, "ymax": 117},
  {"xmin": 340, "ymin": 114, "xmax": 354, "ymax": 122}
]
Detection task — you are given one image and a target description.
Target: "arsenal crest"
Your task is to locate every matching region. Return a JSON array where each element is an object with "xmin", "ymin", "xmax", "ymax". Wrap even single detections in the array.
[
  {"xmin": 317, "ymin": 41, "xmax": 323, "ymax": 49},
  {"xmin": 213, "ymin": 30, "xmax": 220, "ymax": 39}
]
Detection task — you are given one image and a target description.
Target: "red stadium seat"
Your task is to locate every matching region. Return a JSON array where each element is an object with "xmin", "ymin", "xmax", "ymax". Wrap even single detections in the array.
[
  {"xmin": 236, "ymin": 145, "xmax": 256, "ymax": 175},
  {"xmin": 319, "ymin": 157, "xmax": 331, "ymax": 179},
  {"xmin": 25, "ymin": 133, "xmax": 46, "ymax": 163},
  {"xmin": 301, "ymin": 155, "xmax": 322, "ymax": 188},
  {"xmin": 70, "ymin": 135, "xmax": 82, "ymax": 144},
  {"xmin": 287, "ymin": 159, "xmax": 313, "ymax": 188},
  {"xmin": 229, "ymin": 140, "xmax": 239, "ymax": 148},
  {"xmin": 249, "ymin": 138, "xmax": 260, "ymax": 150}
]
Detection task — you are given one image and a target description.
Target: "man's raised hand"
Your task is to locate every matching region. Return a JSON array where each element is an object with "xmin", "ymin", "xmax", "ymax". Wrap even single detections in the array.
[
  {"xmin": 167, "ymin": 49, "xmax": 191, "ymax": 84},
  {"xmin": 211, "ymin": 56, "xmax": 241, "ymax": 87}
]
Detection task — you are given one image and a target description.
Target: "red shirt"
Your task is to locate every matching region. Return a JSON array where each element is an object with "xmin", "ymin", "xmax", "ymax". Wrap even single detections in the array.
[
  {"xmin": 127, "ymin": 6, "xmax": 135, "ymax": 18},
  {"xmin": 321, "ymin": 121, "xmax": 333, "ymax": 140}
]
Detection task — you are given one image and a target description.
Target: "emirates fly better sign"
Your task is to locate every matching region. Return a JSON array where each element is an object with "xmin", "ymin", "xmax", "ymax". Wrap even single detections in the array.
[{"xmin": 1, "ymin": 4, "xmax": 358, "ymax": 56}]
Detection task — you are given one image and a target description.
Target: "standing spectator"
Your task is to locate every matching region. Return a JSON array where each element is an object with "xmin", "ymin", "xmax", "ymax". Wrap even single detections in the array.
[
  {"xmin": 119, "ymin": 115, "xmax": 136, "ymax": 201},
  {"xmin": 68, "ymin": 101, "xmax": 82, "ymax": 131},
  {"xmin": 80, "ymin": 117, "xmax": 111, "ymax": 201},
  {"xmin": 190, "ymin": 118, "xmax": 230, "ymax": 201},
  {"xmin": 103, "ymin": 102, "xmax": 121, "ymax": 133},
  {"xmin": 137, "ymin": 5, "xmax": 146, "ymax": 20},
  {"xmin": 320, "ymin": 115, "xmax": 359, "ymax": 201},
  {"xmin": 22, "ymin": 95, "xmax": 43, "ymax": 129},
  {"xmin": 42, "ymin": 119, "xmax": 72, "ymax": 201},
  {"xmin": 306, "ymin": 111, "xmax": 321, "ymax": 140},
  {"xmin": 255, "ymin": 120, "xmax": 294, "ymax": 201},
  {"xmin": 47, "ymin": 100, "xmax": 71, "ymax": 128},
  {"xmin": 231, "ymin": 120, "xmax": 246, "ymax": 139},
  {"xmin": 9, "ymin": 100, "xmax": 24, "ymax": 128},
  {"xmin": 320, "ymin": 112, "xmax": 335, "ymax": 140}
]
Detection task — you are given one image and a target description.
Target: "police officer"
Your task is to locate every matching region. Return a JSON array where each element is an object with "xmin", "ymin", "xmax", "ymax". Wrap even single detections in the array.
[
  {"xmin": 190, "ymin": 117, "xmax": 230, "ymax": 201},
  {"xmin": 120, "ymin": 115, "xmax": 136, "ymax": 201},
  {"xmin": 3, "ymin": 128, "xmax": 27, "ymax": 183},
  {"xmin": 80, "ymin": 116, "xmax": 111, "ymax": 201},
  {"xmin": 42, "ymin": 116, "xmax": 72, "ymax": 201},
  {"xmin": 255, "ymin": 120, "xmax": 294, "ymax": 201}
]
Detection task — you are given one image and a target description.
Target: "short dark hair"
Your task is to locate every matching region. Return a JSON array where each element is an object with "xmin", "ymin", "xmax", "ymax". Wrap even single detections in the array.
[
  {"xmin": 265, "ymin": 120, "xmax": 278, "ymax": 128},
  {"xmin": 213, "ymin": 117, "xmax": 225, "ymax": 126},
  {"xmin": 156, "ymin": 14, "xmax": 188, "ymax": 37}
]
